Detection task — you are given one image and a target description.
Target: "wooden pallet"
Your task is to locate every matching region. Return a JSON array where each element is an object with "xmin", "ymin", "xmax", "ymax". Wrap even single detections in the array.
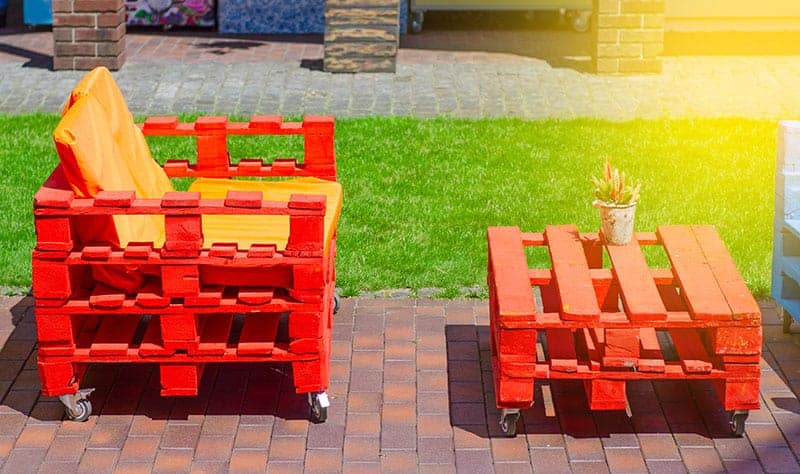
[
  {"xmin": 488, "ymin": 225, "xmax": 761, "ymax": 423},
  {"xmin": 33, "ymin": 115, "xmax": 339, "ymax": 410}
]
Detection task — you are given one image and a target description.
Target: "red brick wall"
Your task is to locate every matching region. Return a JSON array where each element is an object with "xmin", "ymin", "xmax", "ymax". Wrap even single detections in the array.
[{"xmin": 52, "ymin": 0, "xmax": 126, "ymax": 70}]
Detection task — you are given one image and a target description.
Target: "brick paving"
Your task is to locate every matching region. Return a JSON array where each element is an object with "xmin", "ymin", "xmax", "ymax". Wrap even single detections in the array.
[
  {"xmin": 1, "ymin": 29, "xmax": 800, "ymax": 118},
  {"xmin": 1, "ymin": 295, "xmax": 800, "ymax": 472}
]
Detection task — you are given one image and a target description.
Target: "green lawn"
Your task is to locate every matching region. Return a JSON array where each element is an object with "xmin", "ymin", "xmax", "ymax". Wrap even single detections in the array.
[{"xmin": 0, "ymin": 115, "xmax": 777, "ymax": 297}]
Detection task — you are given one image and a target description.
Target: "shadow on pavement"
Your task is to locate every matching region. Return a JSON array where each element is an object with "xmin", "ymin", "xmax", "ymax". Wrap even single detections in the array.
[
  {"xmin": 400, "ymin": 11, "xmax": 594, "ymax": 73},
  {"xmin": 445, "ymin": 323, "xmax": 749, "ymax": 440},
  {"xmin": 0, "ymin": 43, "xmax": 50, "ymax": 68},
  {"xmin": 0, "ymin": 296, "xmax": 312, "ymax": 424}
]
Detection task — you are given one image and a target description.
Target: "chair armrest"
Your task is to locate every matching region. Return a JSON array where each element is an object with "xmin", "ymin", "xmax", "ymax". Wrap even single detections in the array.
[{"xmin": 139, "ymin": 115, "xmax": 337, "ymax": 181}]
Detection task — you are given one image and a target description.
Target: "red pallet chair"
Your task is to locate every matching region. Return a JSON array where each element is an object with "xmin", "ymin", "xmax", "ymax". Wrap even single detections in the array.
[{"xmin": 32, "ymin": 67, "xmax": 342, "ymax": 422}]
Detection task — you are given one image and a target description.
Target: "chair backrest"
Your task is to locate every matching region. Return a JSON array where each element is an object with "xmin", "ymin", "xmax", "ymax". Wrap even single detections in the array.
[
  {"xmin": 53, "ymin": 67, "xmax": 174, "ymax": 248},
  {"xmin": 53, "ymin": 67, "xmax": 175, "ymax": 292}
]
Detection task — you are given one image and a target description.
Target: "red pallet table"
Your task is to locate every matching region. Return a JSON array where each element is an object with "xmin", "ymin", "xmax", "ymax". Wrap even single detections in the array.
[{"xmin": 487, "ymin": 224, "xmax": 761, "ymax": 437}]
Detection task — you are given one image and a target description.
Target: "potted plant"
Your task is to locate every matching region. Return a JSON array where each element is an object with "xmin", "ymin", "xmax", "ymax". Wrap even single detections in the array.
[{"xmin": 592, "ymin": 161, "xmax": 641, "ymax": 245}]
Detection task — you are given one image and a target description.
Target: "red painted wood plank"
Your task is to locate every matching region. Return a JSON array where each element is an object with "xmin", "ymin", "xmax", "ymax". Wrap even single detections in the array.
[
  {"xmin": 528, "ymin": 269, "xmax": 552, "ymax": 286},
  {"xmin": 88, "ymin": 284, "xmax": 125, "ymax": 309},
  {"xmin": 196, "ymin": 314, "xmax": 234, "ymax": 355},
  {"xmin": 135, "ymin": 283, "xmax": 170, "ymax": 309},
  {"xmin": 142, "ymin": 116, "xmax": 179, "ymax": 130},
  {"xmin": 584, "ymin": 379, "xmax": 627, "ymax": 410},
  {"xmin": 544, "ymin": 225, "xmax": 600, "ymax": 320},
  {"xmin": 139, "ymin": 316, "xmax": 172, "ymax": 356},
  {"xmin": 124, "ymin": 242, "xmax": 154, "ymax": 259},
  {"xmin": 658, "ymin": 225, "xmax": 731, "ymax": 320},
  {"xmin": 160, "ymin": 363, "xmax": 203, "ymax": 396},
  {"xmin": 247, "ymin": 244, "xmax": 276, "ymax": 258},
  {"xmin": 545, "ymin": 328, "xmax": 577, "ymax": 373},
  {"xmin": 208, "ymin": 243, "xmax": 238, "ymax": 258},
  {"xmin": 638, "ymin": 328, "xmax": 665, "ymax": 373},
  {"xmin": 718, "ymin": 354, "xmax": 761, "ymax": 364},
  {"xmin": 636, "ymin": 232, "xmax": 659, "ymax": 245},
  {"xmin": 521, "ymin": 232, "xmax": 545, "ymax": 245},
  {"xmin": 582, "ymin": 328, "xmax": 602, "ymax": 371},
  {"xmin": 89, "ymin": 316, "xmax": 139, "ymax": 356},
  {"xmin": 650, "ymin": 269, "xmax": 675, "ymax": 285},
  {"xmin": 710, "ymin": 326, "xmax": 762, "ymax": 355},
  {"xmin": 606, "ymin": 240, "xmax": 667, "ymax": 321},
  {"xmin": 237, "ymin": 288, "xmax": 274, "ymax": 306},
  {"xmin": 237, "ymin": 314, "xmax": 280, "ymax": 355},
  {"xmin": 692, "ymin": 225, "xmax": 760, "ymax": 321},
  {"xmin": 184, "ymin": 287, "xmax": 224, "ymax": 307},
  {"xmin": 669, "ymin": 328, "xmax": 713, "ymax": 374},
  {"xmin": 603, "ymin": 328, "xmax": 641, "ymax": 368},
  {"xmin": 488, "ymin": 227, "xmax": 537, "ymax": 323}
]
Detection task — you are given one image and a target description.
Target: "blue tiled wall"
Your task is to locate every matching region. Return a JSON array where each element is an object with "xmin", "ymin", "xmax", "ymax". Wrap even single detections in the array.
[{"xmin": 219, "ymin": 0, "xmax": 407, "ymax": 34}]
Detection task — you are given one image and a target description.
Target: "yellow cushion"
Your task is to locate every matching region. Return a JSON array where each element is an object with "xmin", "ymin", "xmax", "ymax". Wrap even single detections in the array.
[
  {"xmin": 53, "ymin": 71, "xmax": 174, "ymax": 248},
  {"xmin": 188, "ymin": 177, "xmax": 342, "ymax": 252},
  {"xmin": 60, "ymin": 68, "xmax": 174, "ymax": 211},
  {"xmin": 61, "ymin": 66, "xmax": 124, "ymax": 115}
]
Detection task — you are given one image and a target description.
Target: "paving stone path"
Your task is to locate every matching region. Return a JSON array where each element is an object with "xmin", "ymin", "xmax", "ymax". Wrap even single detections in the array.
[{"xmin": 1, "ymin": 31, "xmax": 800, "ymax": 119}]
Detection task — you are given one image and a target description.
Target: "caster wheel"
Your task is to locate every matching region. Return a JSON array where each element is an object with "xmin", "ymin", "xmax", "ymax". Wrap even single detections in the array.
[
  {"xmin": 730, "ymin": 410, "xmax": 748, "ymax": 437},
  {"xmin": 569, "ymin": 10, "xmax": 591, "ymax": 33},
  {"xmin": 333, "ymin": 295, "xmax": 340, "ymax": 314},
  {"xmin": 66, "ymin": 399, "xmax": 92, "ymax": 422},
  {"xmin": 410, "ymin": 11, "xmax": 424, "ymax": 34},
  {"xmin": 309, "ymin": 392, "xmax": 329, "ymax": 423},
  {"xmin": 500, "ymin": 411, "xmax": 520, "ymax": 437}
]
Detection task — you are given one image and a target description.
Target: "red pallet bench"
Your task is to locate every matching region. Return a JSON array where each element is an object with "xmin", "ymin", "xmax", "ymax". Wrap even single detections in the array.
[
  {"xmin": 487, "ymin": 224, "xmax": 761, "ymax": 437},
  {"xmin": 32, "ymin": 67, "xmax": 341, "ymax": 423}
]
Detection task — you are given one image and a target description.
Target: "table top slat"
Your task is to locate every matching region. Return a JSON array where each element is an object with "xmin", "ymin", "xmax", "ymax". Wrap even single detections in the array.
[
  {"xmin": 488, "ymin": 226, "xmax": 537, "ymax": 321},
  {"xmin": 691, "ymin": 225, "xmax": 760, "ymax": 321},
  {"xmin": 658, "ymin": 225, "xmax": 731, "ymax": 320},
  {"xmin": 606, "ymin": 240, "xmax": 668, "ymax": 321},
  {"xmin": 545, "ymin": 225, "xmax": 600, "ymax": 321}
]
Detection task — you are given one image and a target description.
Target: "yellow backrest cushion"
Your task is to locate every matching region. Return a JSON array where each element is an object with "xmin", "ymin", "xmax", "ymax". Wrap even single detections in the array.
[{"xmin": 54, "ymin": 69, "xmax": 173, "ymax": 247}]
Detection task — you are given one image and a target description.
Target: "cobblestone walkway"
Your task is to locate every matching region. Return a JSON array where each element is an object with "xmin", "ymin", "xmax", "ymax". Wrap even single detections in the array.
[
  {"xmin": 1, "ymin": 30, "xmax": 800, "ymax": 119},
  {"xmin": 1, "ymin": 296, "xmax": 799, "ymax": 472}
]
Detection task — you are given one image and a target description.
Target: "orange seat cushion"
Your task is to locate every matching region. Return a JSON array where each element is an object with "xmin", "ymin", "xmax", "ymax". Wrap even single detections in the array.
[{"xmin": 187, "ymin": 177, "xmax": 343, "ymax": 253}]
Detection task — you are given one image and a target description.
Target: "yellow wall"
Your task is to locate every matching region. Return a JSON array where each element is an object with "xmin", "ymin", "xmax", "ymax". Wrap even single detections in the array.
[{"xmin": 667, "ymin": 0, "xmax": 800, "ymax": 31}]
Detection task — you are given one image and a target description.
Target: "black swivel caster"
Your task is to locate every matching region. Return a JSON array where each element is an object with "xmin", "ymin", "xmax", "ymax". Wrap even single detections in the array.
[
  {"xmin": 500, "ymin": 409, "xmax": 520, "ymax": 437},
  {"xmin": 730, "ymin": 410, "xmax": 749, "ymax": 437},
  {"xmin": 333, "ymin": 294, "xmax": 340, "ymax": 314},
  {"xmin": 60, "ymin": 389, "xmax": 95, "ymax": 422},
  {"xmin": 309, "ymin": 392, "xmax": 329, "ymax": 423}
]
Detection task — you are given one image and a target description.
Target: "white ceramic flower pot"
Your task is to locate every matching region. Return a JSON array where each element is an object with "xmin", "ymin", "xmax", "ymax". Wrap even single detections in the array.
[{"xmin": 595, "ymin": 201, "xmax": 637, "ymax": 245}]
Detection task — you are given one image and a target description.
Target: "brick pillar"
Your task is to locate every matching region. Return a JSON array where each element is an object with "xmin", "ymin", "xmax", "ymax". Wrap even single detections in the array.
[
  {"xmin": 52, "ymin": 0, "xmax": 126, "ymax": 71},
  {"xmin": 324, "ymin": 0, "xmax": 399, "ymax": 73},
  {"xmin": 593, "ymin": 0, "xmax": 664, "ymax": 74}
]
